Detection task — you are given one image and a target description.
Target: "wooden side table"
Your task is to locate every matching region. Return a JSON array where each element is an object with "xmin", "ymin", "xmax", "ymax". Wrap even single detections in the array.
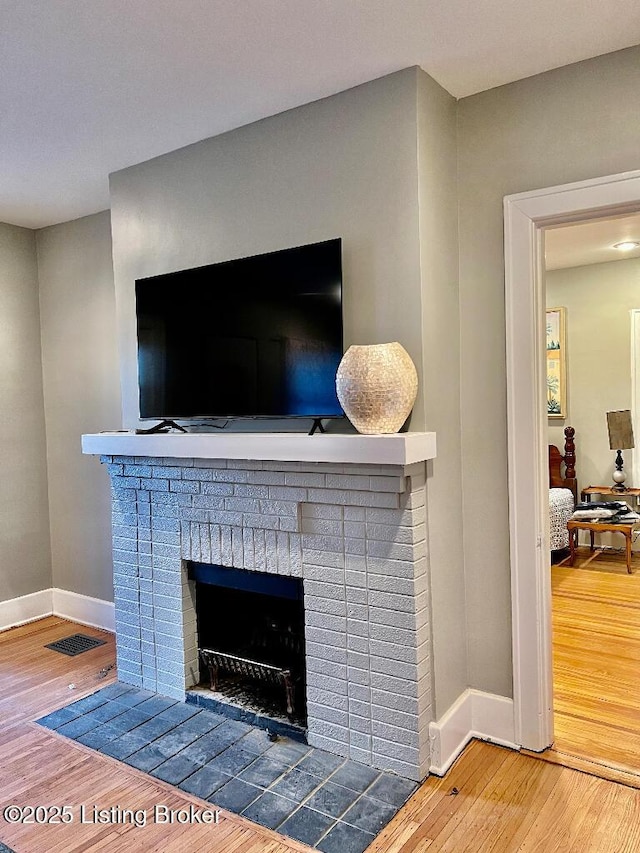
[
  {"xmin": 581, "ymin": 486, "xmax": 640, "ymax": 505},
  {"xmin": 567, "ymin": 518, "xmax": 639, "ymax": 573}
]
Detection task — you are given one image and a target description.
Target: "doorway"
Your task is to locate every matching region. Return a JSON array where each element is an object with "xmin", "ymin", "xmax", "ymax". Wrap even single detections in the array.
[
  {"xmin": 504, "ymin": 168, "xmax": 640, "ymax": 757},
  {"xmin": 542, "ymin": 214, "xmax": 640, "ymax": 779}
]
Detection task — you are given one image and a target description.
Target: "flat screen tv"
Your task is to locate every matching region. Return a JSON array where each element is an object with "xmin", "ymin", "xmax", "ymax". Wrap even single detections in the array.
[{"xmin": 135, "ymin": 238, "xmax": 344, "ymax": 421}]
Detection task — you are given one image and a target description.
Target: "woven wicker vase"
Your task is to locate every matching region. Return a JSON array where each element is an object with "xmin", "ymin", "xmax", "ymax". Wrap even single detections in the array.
[{"xmin": 336, "ymin": 342, "xmax": 418, "ymax": 434}]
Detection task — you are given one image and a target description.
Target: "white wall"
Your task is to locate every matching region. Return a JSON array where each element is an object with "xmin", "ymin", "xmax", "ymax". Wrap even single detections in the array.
[
  {"xmin": 0, "ymin": 223, "xmax": 51, "ymax": 602},
  {"xmin": 36, "ymin": 211, "xmax": 121, "ymax": 602},
  {"xmin": 457, "ymin": 44, "xmax": 640, "ymax": 697},
  {"xmin": 547, "ymin": 257, "xmax": 640, "ymax": 493}
]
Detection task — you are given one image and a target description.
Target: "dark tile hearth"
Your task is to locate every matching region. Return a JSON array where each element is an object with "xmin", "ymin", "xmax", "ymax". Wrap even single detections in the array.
[{"xmin": 38, "ymin": 682, "xmax": 418, "ymax": 852}]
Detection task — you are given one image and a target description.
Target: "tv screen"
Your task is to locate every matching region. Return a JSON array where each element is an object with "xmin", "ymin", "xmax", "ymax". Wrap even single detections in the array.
[{"xmin": 135, "ymin": 238, "xmax": 344, "ymax": 420}]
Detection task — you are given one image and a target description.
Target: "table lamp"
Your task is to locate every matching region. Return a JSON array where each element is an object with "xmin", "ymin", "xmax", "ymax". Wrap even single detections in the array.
[{"xmin": 606, "ymin": 409, "xmax": 635, "ymax": 492}]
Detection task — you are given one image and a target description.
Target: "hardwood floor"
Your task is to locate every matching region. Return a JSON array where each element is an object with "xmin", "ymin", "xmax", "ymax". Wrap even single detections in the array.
[
  {"xmin": 546, "ymin": 549, "xmax": 640, "ymax": 780},
  {"xmin": 3, "ymin": 615, "xmax": 640, "ymax": 851}
]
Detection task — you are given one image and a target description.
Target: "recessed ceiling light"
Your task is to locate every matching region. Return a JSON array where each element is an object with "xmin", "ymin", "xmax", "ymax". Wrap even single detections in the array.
[{"xmin": 613, "ymin": 241, "xmax": 640, "ymax": 251}]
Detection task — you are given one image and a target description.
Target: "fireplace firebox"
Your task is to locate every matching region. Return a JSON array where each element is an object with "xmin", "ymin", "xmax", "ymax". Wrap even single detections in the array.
[{"xmin": 189, "ymin": 562, "xmax": 306, "ymax": 728}]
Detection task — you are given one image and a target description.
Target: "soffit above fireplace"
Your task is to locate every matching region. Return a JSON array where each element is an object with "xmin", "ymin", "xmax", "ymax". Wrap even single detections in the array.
[{"xmin": 81, "ymin": 431, "xmax": 436, "ymax": 465}]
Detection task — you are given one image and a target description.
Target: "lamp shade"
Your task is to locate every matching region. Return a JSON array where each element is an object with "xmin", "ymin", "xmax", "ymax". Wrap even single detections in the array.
[{"xmin": 607, "ymin": 409, "xmax": 635, "ymax": 450}]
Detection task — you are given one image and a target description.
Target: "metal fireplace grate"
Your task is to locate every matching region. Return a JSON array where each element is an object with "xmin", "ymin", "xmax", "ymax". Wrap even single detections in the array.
[{"xmin": 45, "ymin": 634, "xmax": 107, "ymax": 657}]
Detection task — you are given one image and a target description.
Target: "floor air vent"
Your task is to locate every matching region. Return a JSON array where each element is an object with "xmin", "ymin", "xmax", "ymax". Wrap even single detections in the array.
[{"xmin": 45, "ymin": 634, "xmax": 106, "ymax": 656}]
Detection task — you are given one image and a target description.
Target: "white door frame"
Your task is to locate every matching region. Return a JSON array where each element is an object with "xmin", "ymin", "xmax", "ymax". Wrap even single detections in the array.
[{"xmin": 504, "ymin": 169, "xmax": 640, "ymax": 751}]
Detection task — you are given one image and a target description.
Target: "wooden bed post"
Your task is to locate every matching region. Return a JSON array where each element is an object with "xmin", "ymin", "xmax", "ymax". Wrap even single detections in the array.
[{"xmin": 564, "ymin": 426, "xmax": 576, "ymax": 480}]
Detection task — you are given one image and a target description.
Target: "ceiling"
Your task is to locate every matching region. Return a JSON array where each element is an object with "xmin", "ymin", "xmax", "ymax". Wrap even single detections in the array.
[
  {"xmin": 545, "ymin": 213, "xmax": 640, "ymax": 270},
  {"xmin": 3, "ymin": 1, "xmax": 640, "ymax": 229}
]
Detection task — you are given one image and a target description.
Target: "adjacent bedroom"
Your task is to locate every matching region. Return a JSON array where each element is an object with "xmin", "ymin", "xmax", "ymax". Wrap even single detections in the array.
[{"xmin": 543, "ymin": 212, "xmax": 640, "ymax": 782}]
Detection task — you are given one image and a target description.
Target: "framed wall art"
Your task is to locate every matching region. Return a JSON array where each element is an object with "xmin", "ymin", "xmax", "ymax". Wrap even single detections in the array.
[{"xmin": 546, "ymin": 307, "xmax": 566, "ymax": 418}]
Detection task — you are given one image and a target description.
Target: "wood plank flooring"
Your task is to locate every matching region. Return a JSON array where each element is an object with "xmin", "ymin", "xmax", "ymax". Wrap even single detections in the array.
[
  {"xmin": 548, "ymin": 549, "xmax": 640, "ymax": 778},
  {"xmin": 3, "ymin": 615, "xmax": 640, "ymax": 851}
]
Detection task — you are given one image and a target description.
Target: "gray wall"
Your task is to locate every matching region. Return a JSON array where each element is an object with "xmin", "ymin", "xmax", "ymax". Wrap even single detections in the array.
[
  {"xmin": 0, "ymin": 223, "xmax": 51, "ymax": 602},
  {"xmin": 457, "ymin": 45, "xmax": 640, "ymax": 697},
  {"xmin": 547, "ymin": 258, "xmax": 640, "ymax": 492},
  {"xmin": 36, "ymin": 211, "xmax": 120, "ymax": 602},
  {"xmin": 416, "ymin": 70, "xmax": 466, "ymax": 714},
  {"xmin": 110, "ymin": 69, "xmax": 425, "ymax": 431}
]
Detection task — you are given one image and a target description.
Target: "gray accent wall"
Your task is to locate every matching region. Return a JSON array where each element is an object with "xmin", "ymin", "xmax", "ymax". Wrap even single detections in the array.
[
  {"xmin": 457, "ymin": 44, "xmax": 640, "ymax": 698},
  {"xmin": 110, "ymin": 68, "xmax": 425, "ymax": 432},
  {"xmin": 36, "ymin": 211, "xmax": 120, "ymax": 602},
  {"xmin": 416, "ymin": 71, "xmax": 466, "ymax": 715},
  {"xmin": 0, "ymin": 223, "xmax": 51, "ymax": 602}
]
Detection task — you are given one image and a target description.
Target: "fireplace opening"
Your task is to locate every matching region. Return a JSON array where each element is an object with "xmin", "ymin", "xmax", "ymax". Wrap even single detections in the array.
[{"xmin": 189, "ymin": 562, "xmax": 306, "ymax": 729}]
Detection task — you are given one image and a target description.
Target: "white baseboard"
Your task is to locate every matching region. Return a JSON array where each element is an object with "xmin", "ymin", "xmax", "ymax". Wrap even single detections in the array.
[
  {"xmin": 52, "ymin": 588, "xmax": 115, "ymax": 633},
  {"xmin": 429, "ymin": 689, "xmax": 517, "ymax": 776},
  {"xmin": 0, "ymin": 588, "xmax": 114, "ymax": 633},
  {"xmin": 0, "ymin": 589, "xmax": 53, "ymax": 631}
]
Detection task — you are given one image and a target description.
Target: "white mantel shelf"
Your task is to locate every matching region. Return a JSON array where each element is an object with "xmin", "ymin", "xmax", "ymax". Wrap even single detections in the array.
[{"xmin": 82, "ymin": 431, "xmax": 437, "ymax": 466}]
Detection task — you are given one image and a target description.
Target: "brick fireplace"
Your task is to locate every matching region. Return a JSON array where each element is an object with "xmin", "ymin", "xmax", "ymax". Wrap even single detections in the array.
[{"xmin": 84, "ymin": 432, "xmax": 436, "ymax": 781}]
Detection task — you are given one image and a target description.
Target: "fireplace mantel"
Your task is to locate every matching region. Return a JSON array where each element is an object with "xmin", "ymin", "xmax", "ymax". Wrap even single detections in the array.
[{"xmin": 82, "ymin": 430, "xmax": 436, "ymax": 466}]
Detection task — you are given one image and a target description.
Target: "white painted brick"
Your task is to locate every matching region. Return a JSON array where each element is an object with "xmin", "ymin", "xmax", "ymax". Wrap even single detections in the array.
[
  {"xmin": 276, "ymin": 531, "xmax": 290, "ymax": 574},
  {"xmin": 220, "ymin": 526, "xmax": 232, "ymax": 566},
  {"xmin": 306, "ymin": 701, "xmax": 349, "ymax": 728},
  {"xmin": 306, "ymin": 656, "xmax": 347, "ymax": 679},
  {"xmin": 347, "ymin": 635, "xmax": 369, "ymax": 656},
  {"xmin": 200, "ymin": 524, "xmax": 211, "ymax": 563},
  {"xmin": 372, "ymin": 719, "xmax": 420, "ymax": 748},
  {"xmin": 346, "ymin": 618, "xmax": 368, "ymax": 638},
  {"xmin": 307, "ymin": 734, "xmax": 349, "ymax": 756},
  {"xmin": 285, "ymin": 472, "xmax": 326, "ymax": 487},
  {"xmin": 152, "ymin": 466, "xmax": 185, "ymax": 479},
  {"xmin": 369, "ymin": 622, "xmax": 418, "ymax": 647},
  {"xmin": 372, "ymin": 703, "xmax": 421, "ymax": 731},
  {"xmin": 303, "ymin": 552, "xmax": 344, "ymax": 571},
  {"xmin": 369, "ymin": 606, "xmax": 416, "ymax": 631},
  {"xmin": 209, "ymin": 524, "xmax": 221, "ymax": 564},
  {"xmin": 268, "ymin": 485, "xmax": 307, "ymax": 502},
  {"xmin": 305, "ymin": 641, "xmax": 347, "ymax": 665},
  {"xmin": 348, "ymin": 683, "xmax": 371, "ymax": 702},
  {"xmin": 305, "ymin": 625, "xmax": 346, "ymax": 648},
  {"xmin": 307, "ymin": 487, "xmax": 348, "ymax": 505},
  {"xmin": 369, "ymin": 638, "xmax": 417, "ymax": 665},
  {"xmin": 289, "ymin": 534, "xmax": 302, "ymax": 576},
  {"xmin": 305, "ymin": 594, "xmax": 346, "ymax": 617},
  {"xmin": 345, "ymin": 570, "xmax": 366, "ymax": 589},
  {"xmin": 347, "ymin": 665, "xmax": 370, "ymax": 686},
  {"xmin": 346, "ymin": 586, "xmax": 367, "ymax": 605},
  {"xmin": 367, "ymin": 573, "xmax": 414, "ymax": 596},
  {"xmin": 365, "ymin": 556, "xmax": 415, "ymax": 580},
  {"xmin": 326, "ymin": 473, "xmax": 370, "ymax": 491},
  {"xmin": 307, "ymin": 719, "xmax": 350, "ymax": 743},
  {"xmin": 346, "ymin": 603, "xmax": 368, "ymax": 622},
  {"xmin": 254, "ymin": 529, "xmax": 266, "ymax": 571},
  {"xmin": 243, "ymin": 528, "xmax": 255, "ymax": 570},
  {"xmin": 305, "ymin": 673, "xmax": 347, "ymax": 697},
  {"xmin": 344, "ymin": 521, "xmax": 365, "ymax": 538},
  {"xmin": 302, "ymin": 533, "xmax": 343, "ymax": 554},
  {"xmin": 370, "ymin": 670, "xmax": 416, "ymax": 697},
  {"xmin": 264, "ymin": 530, "xmax": 277, "ymax": 573},
  {"xmin": 301, "ymin": 504, "xmax": 343, "ymax": 520},
  {"xmin": 372, "ymin": 754, "xmax": 422, "ymax": 782},
  {"xmin": 349, "ymin": 491, "xmax": 399, "ymax": 509},
  {"xmin": 225, "ymin": 497, "xmax": 260, "ymax": 513},
  {"xmin": 300, "ymin": 517, "xmax": 343, "ymax": 536},
  {"xmin": 182, "ymin": 467, "xmax": 214, "ymax": 481},
  {"xmin": 191, "ymin": 458, "xmax": 227, "ymax": 468},
  {"xmin": 371, "ymin": 655, "xmax": 417, "ymax": 681},
  {"xmin": 243, "ymin": 513, "xmax": 279, "ymax": 530},
  {"xmin": 369, "ymin": 475, "xmax": 407, "ymax": 493},
  {"xmin": 234, "ymin": 484, "xmax": 269, "ymax": 498},
  {"xmin": 349, "ymin": 714, "xmax": 372, "ymax": 735},
  {"xmin": 211, "ymin": 469, "xmax": 249, "ymax": 483},
  {"xmin": 140, "ymin": 478, "xmax": 168, "ymax": 491},
  {"xmin": 279, "ymin": 516, "xmax": 299, "ymax": 532},
  {"xmin": 201, "ymin": 482, "xmax": 234, "ymax": 496},
  {"xmin": 345, "ymin": 538, "xmax": 365, "ymax": 556},
  {"xmin": 365, "ymin": 507, "xmax": 418, "ymax": 525},
  {"xmin": 372, "ymin": 738, "xmax": 420, "ymax": 765},
  {"xmin": 368, "ymin": 590, "xmax": 416, "ymax": 612},
  {"xmin": 343, "ymin": 506, "xmax": 365, "ymax": 521},
  {"xmin": 246, "ymin": 471, "xmax": 286, "ymax": 486},
  {"xmin": 306, "ymin": 612, "xmax": 346, "ymax": 634},
  {"xmin": 232, "ymin": 526, "xmax": 244, "ymax": 567}
]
